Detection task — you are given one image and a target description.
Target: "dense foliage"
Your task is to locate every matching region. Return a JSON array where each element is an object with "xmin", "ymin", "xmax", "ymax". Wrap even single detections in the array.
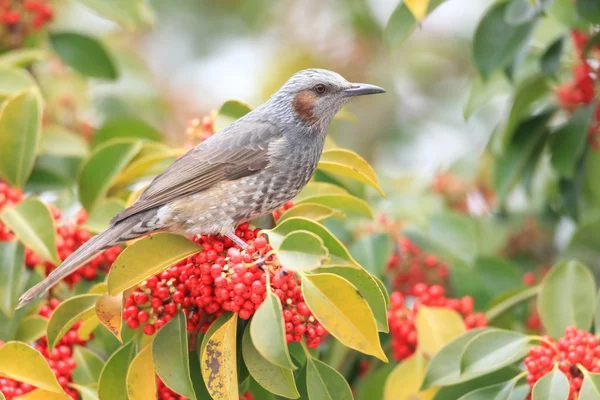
[{"xmin": 1, "ymin": 0, "xmax": 600, "ymax": 400}]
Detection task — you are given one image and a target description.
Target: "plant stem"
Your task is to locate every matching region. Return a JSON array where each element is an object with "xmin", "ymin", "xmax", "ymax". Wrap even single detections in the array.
[{"xmin": 484, "ymin": 285, "xmax": 540, "ymax": 323}]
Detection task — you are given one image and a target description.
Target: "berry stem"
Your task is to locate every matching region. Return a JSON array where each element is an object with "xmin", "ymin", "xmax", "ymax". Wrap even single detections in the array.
[{"xmin": 484, "ymin": 285, "xmax": 540, "ymax": 323}]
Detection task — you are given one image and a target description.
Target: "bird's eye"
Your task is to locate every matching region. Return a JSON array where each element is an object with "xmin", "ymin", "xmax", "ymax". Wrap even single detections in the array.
[{"xmin": 314, "ymin": 84, "xmax": 326, "ymax": 94}]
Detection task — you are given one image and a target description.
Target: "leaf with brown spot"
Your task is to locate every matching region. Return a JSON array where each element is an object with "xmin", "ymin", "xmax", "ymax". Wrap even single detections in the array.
[
  {"xmin": 95, "ymin": 292, "xmax": 124, "ymax": 342},
  {"xmin": 201, "ymin": 312, "xmax": 238, "ymax": 400}
]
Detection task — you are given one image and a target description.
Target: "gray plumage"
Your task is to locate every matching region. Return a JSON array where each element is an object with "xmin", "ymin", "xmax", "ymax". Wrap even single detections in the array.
[{"xmin": 17, "ymin": 68, "xmax": 384, "ymax": 308}]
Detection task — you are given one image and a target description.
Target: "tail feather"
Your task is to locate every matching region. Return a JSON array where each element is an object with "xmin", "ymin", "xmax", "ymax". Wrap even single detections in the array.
[{"xmin": 17, "ymin": 226, "xmax": 122, "ymax": 309}]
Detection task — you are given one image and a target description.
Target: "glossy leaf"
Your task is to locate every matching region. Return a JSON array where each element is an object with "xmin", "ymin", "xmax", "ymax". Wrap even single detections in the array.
[
  {"xmin": 460, "ymin": 330, "xmax": 530, "ymax": 375},
  {"xmin": 538, "ymin": 260, "xmax": 596, "ymax": 338},
  {"xmin": 127, "ymin": 344, "xmax": 157, "ymax": 400},
  {"xmin": 472, "ymin": 1, "xmax": 536, "ymax": 78},
  {"xmin": 541, "ymin": 37, "xmax": 564, "ymax": 77},
  {"xmin": 458, "ymin": 379, "xmax": 517, "ymax": 400},
  {"xmin": 40, "ymin": 125, "xmax": 89, "ymax": 158},
  {"xmin": 153, "ymin": 311, "xmax": 196, "ymax": 399},
  {"xmin": 385, "ymin": 0, "xmax": 445, "ymax": 47},
  {"xmin": 318, "ymin": 149, "xmax": 385, "ymax": 196},
  {"xmin": 306, "ymin": 357, "xmax": 353, "ymax": 400},
  {"xmin": 0, "ymin": 68, "xmax": 37, "ymax": 99},
  {"xmin": 107, "ymin": 233, "xmax": 201, "ymax": 295},
  {"xmin": 301, "ymin": 273, "xmax": 386, "ymax": 361},
  {"xmin": 348, "ymin": 233, "xmax": 393, "ymax": 276},
  {"xmin": 295, "ymin": 182, "xmax": 348, "ymax": 201},
  {"xmin": 75, "ymin": 0, "xmax": 154, "ymax": 30},
  {"xmin": 504, "ymin": 0, "xmax": 537, "ymax": 24},
  {"xmin": 531, "ymin": 368, "xmax": 569, "ymax": 400},
  {"xmin": 0, "ymin": 197, "xmax": 60, "ymax": 264},
  {"xmin": 250, "ymin": 290, "xmax": 296, "ymax": 370},
  {"xmin": 72, "ymin": 346, "xmax": 104, "ymax": 386},
  {"xmin": 201, "ymin": 312, "xmax": 238, "ymax": 400},
  {"xmin": 273, "ymin": 230, "xmax": 328, "ymax": 272},
  {"xmin": 14, "ymin": 315, "xmax": 47, "ymax": 343},
  {"xmin": 98, "ymin": 341, "xmax": 135, "ymax": 400},
  {"xmin": 16, "ymin": 390, "xmax": 72, "ymax": 400},
  {"xmin": 297, "ymin": 194, "xmax": 373, "ymax": 218},
  {"xmin": 278, "ymin": 203, "xmax": 344, "ymax": 223},
  {"xmin": 242, "ymin": 325, "xmax": 299, "ymax": 398},
  {"xmin": 69, "ymin": 384, "xmax": 99, "ymax": 400},
  {"xmin": 551, "ymin": 105, "xmax": 594, "ymax": 178},
  {"xmin": 111, "ymin": 150, "xmax": 178, "ymax": 190},
  {"xmin": 78, "ymin": 138, "xmax": 142, "ymax": 211},
  {"xmin": 93, "ymin": 118, "xmax": 161, "ymax": 148},
  {"xmin": 0, "ymin": 241, "xmax": 24, "ymax": 317},
  {"xmin": 81, "ymin": 198, "xmax": 126, "ymax": 234},
  {"xmin": 0, "ymin": 89, "xmax": 42, "ymax": 188},
  {"xmin": 318, "ymin": 266, "xmax": 388, "ymax": 332},
  {"xmin": 0, "ymin": 341, "xmax": 64, "ymax": 393},
  {"xmin": 50, "ymin": 32, "xmax": 118, "ymax": 80},
  {"xmin": 46, "ymin": 294, "xmax": 100, "ymax": 351},
  {"xmin": 214, "ymin": 100, "xmax": 253, "ymax": 132},
  {"xmin": 577, "ymin": 0, "xmax": 600, "ymax": 23},
  {"xmin": 95, "ymin": 292, "xmax": 123, "ymax": 341},
  {"xmin": 580, "ymin": 370, "xmax": 600, "ymax": 399},
  {"xmin": 264, "ymin": 217, "xmax": 357, "ymax": 266},
  {"xmin": 384, "ymin": 351, "xmax": 438, "ymax": 400},
  {"xmin": 416, "ymin": 306, "xmax": 466, "ymax": 357}
]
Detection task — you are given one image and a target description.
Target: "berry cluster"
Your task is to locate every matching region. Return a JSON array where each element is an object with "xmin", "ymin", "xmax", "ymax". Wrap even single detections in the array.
[
  {"xmin": 0, "ymin": 181, "xmax": 23, "ymax": 241},
  {"xmin": 272, "ymin": 201, "xmax": 294, "ymax": 221},
  {"xmin": 0, "ymin": 0, "xmax": 53, "ymax": 49},
  {"xmin": 387, "ymin": 284, "xmax": 487, "ymax": 361},
  {"xmin": 430, "ymin": 172, "xmax": 495, "ymax": 216},
  {"xmin": 123, "ymin": 223, "xmax": 328, "ymax": 348},
  {"xmin": 0, "ymin": 298, "xmax": 89, "ymax": 400},
  {"xmin": 556, "ymin": 30, "xmax": 600, "ymax": 150},
  {"xmin": 526, "ymin": 327, "xmax": 600, "ymax": 399},
  {"xmin": 387, "ymin": 238, "xmax": 449, "ymax": 294},
  {"xmin": 185, "ymin": 114, "xmax": 215, "ymax": 148}
]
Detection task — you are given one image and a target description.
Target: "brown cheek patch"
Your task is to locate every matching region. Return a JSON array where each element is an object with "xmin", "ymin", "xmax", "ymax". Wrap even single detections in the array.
[{"xmin": 292, "ymin": 90, "xmax": 318, "ymax": 123}]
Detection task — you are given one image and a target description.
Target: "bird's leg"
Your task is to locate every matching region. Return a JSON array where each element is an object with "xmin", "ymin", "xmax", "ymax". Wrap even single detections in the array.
[{"xmin": 225, "ymin": 231, "xmax": 265, "ymax": 268}]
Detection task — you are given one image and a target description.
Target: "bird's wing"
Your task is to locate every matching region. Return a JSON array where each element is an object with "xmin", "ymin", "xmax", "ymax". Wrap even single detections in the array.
[{"xmin": 110, "ymin": 119, "xmax": 283, "ymax": 224}]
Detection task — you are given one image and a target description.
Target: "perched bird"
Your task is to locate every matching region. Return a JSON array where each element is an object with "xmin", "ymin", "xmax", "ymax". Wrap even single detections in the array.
[{"xmin": 18, "ymin": 68, "xmax": 385, "ymax": 308}]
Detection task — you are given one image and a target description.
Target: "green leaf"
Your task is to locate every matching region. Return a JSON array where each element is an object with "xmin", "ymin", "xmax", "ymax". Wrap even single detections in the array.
[
  {"xmin": 318, "ymin": 149, "xmax": 385, "ymax": 196},
  {"xmin": 551, "ymin": 105, "xmax": 594, "ymax": 179},
  {"xmin": 475, "ymin": 256, "xmax": 522, "ymax": 297},
  {"xmin": 126, "ymin": 344, "xmax": 157, "ymax": 400},
  {"xmin": 504, "ymin": 0, "xmax": 537, "ymax": 25},
  {"xmin": 0, "ymin": 197, "xmax": 60, "ymax": 264},
  {"xmin": 250, "ymin": 290, "xmax": 296, "ymax": 370},
  {"xmin": 541, "ymin": 37, "xmax": 564, "ymax": 77},
  {"xmin": 301, "ymin": 273, "xmax": 387, "ymax": 361},
  {"xmin": 273, "ymin": 230, "xmax": 328, "ymax": 272},
  {"xmin": 416, "ymin": 306, "xmax": 466, "ymax": 357},
  {"xmin": 432, "ymin": 366, "xmax": 522, "ymax": 399},
  {"xmin": 93, "ymin": 118, "xmax": 162, "ymax": 149},
  {"xmin": 458, "ymin": 379, "xmax": 517, "ymax": 400},
  {"xmin": 316, "ymin": 266, "xmax": 388, "ymax": 333},
  {"xmin": 460, "ymin": 329, "xmax": 530, "ymax": 376},
  {"xmin": 0, "ymin": 89, "xmax": 42, "ymax": 188},
  {"xmin": 580, "ymin": 369, "xmax": 600, "ymax": 400},
  {"xmin": 40, "ymin": 125, "xmax": 90, "ymax": 158},
  {"xmin": 296, "ymin": 194, "xmax": 373, "ymax": 218},
  {"xmin": 264, "ymin": 217, "xmax": 357, "ymax": 266},
  {"xmin": 72, "ymin": 346, "xmax": 105, "ymax": 386},
  {"xmin": 355, "ymin": 363, "xmax": 396, "ymax": 400},
  {"xmin": 278, "ymin": 203, "xmax": 344, "ymax": 223},
  {"xmin": 78, "ymin": 138, "xmax": 142, "ymax": 211},
  {"xmin": 153, "ymin": 311, "xmax": 196, "ymax": 399},
  {"xmin": 306, "ymin": 357, "xmax": 353, "ymax": 400},
  {"xmin": 214, "ymin": 100, "xmax": 253, "ymax": 132},
  {"xmin": 348, "ymin": 233, "xmax": 392, "ymax": 276},
  {"xmin": 50, "ymin": 32, "xmax": 118, "ymax": 80},
  {"xmin": 46, "ymin": 294, "xmax": 100, "ymax": 351},
  {"xmin": 473, "ymin": 1, "xmax": 537, "ymax": 78},
  {"xmin": 81, "ymin": 198, "xmax": 126, "ymax": 234},
  {"xmin": 70, "ymin": 384, "xmax": 99, "ymax": 400},
  {"xmin": 0, "ymin": 341, "xmax": 64, "ymax": 393},
  {"xmin": 494, "ymin": 110, "xmax": 553, "ymax": 203},
  {"xmin": 14, "ymin": 315, "xmax": 47, "ymax": 343},
  {"xmin": 107, "ymin": 233, "xmax": 201, "ymax": 295},
  {"xmin": 538, "ymin": 260, "xmax": 596, "ymax": 338},
  {"xmin": 200, "ymin": 312, "xmax": 238, "ymax": 400},
  {"xmin": 0, "ymin": 68, "xmax": 37, "ymax": 100},
  {"xmin": 75, "ymin": 0, "xmax": 154, "ymax": 30},
  {"xmin": 531, "ymin": 368, "xmax": 569, "ymax": 400},
  {"xmin": 385, "ymin": 0, "xmax": 445, "ymax": 47},
  {"xmin": 422, "ymin": 329, "xmax": 488, "ymax": 389},
  {"xmin": 98, "ymin": 341, "xmax": 135, "ymax": 400},
  {"xmin": 0, "ymin": 241, "xmax": 25, "ymax": 317},
  {"xmin": 464, "ymin": 74, "xmax": 511, "ymax": 120},
  {"xmin": 242, "ymin": 325, "xmax": 299, "ymax": 398},
  {"xmin": 577, "ymin": 0, "xmax": 600, "ymax": 23}
]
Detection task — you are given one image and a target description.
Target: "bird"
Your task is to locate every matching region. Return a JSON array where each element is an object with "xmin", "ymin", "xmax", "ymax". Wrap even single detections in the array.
[{"xmin": 17, "ymin": 68, "xmax": 385, "ymax": 308}]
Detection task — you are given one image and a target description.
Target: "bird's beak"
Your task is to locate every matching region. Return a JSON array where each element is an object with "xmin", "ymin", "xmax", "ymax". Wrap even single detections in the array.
[{"xmin": 344, "ymin": 83, "xmax": 386, "ymax": 97}]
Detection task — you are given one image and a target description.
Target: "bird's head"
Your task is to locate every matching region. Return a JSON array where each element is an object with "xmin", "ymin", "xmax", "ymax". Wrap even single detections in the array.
[{"xmin": 271, "ymin": 69, "xmax": 385, "ymax": 127}]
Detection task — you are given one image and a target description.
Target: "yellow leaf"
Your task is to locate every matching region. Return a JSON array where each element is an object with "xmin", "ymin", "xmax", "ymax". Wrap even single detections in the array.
[
  {"xmin": 301, "ymin": 273, "xmax": 387, "ymax": 361},
  {"xmin": 318, "ymin": 149, "xmax": 385, "ymax": 197},
  {"xmin": 0, "ymin": 342, "xmax": 64, "ymax": 393},
  {"xmin": 14, "ymin": 389, "xmax": 72, "ymax": 399},
  {"xmin": 415, "ymin": 306, "xmax": 465, "ymax": 357},
  {"xmin": 107, "ymin": 233, "xmax": 201, "ymax": 295},
  {"xmin": 201, "ymin": 313, "xmax": 238, "ymax": 400},
  {"xmin": 126, "ymin": 345, "xmax": 157, "ymax": 400},
  {"xmin": 295, "ymin": 182, "xmax": 348, "ymax": 201},
  {"xmin": 383, "ymin": 352, "xmax": 439, "ymax": 400},
  {"xmin": 278, "ymin": 203, "xmax": 345, "ymax": 223},
  {"xmin": 95, "ymin": 292, "xmax": 124, "ymax": 342},
  {"xmin": 111, "ymin": 150, "xmax": 179, "ymax": 190},
  {"xmin": 88, "ymin": 282, "xmax": 108, "ymax": 295},
  {"xmin": 405, "ymin": 0, "xmax": 430, "ymax": 21},
  {"xmin": 77, "ymin": 316, "xmax": 99, "ymax": 341}
]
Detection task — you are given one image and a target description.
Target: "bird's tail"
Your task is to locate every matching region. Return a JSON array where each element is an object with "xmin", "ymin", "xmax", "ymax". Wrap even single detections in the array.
[{"xmin": 17, "ymin": 224, "xmax": 126, "ymax": 309}]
